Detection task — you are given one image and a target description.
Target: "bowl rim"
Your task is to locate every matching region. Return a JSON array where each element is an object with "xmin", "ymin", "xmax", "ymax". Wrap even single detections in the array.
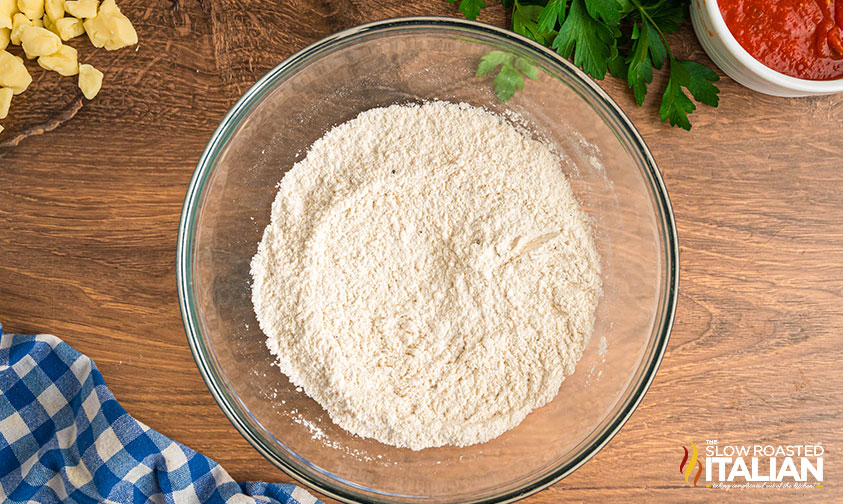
[
  {"xmin": 176, "ymin": 16, "xmax": 679, "ymax": 504},
  {"xmin": 699, "ymin": 0, "xmax": 843, "ymax": 92}
]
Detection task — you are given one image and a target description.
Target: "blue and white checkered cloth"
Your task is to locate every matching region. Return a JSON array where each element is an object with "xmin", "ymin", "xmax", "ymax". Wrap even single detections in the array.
[{"xmin": 0, "ymin": 325, "xmax": 322, "ymax": 504}]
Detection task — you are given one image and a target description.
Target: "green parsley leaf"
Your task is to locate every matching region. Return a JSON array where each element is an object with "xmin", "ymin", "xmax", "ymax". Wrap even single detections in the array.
[
  {"xmin": 515, "ymin": 56, "xmax": 540, "ymax": 80},
  {"xmin": 627, "ymin": 21, "xmax": 654, "ymax": 105},
  {"xmin": 616, "ymin": 0, "xmax": 634, "ymax": 14},
  {"xmin": 659, "ymin": 61, "xmax": 695, "ymax": 130},
  {"xmin": 450, "ymin": 0, "xmax": 486, "ymax": 20},
  {"xmin": 552, "ymin": 0, "xmax": 616, "ymax": 79},
  {"xmin": 679, "ymin": 59, "xmax": 720, "ymax": 107},
  {"xmin": 645, "ymin": 22, "xmax": 666, "ymax": 69},
  {"xmin": 512, "ymin": 1, "xmax": 554, "ymax": 45},
  {"xmin": 477, "ymin": 50, "xmax": 511, "ymax": 76},
  {"xmin": 648, "ymin": 1, "xmax": 686, "ymax": 34},
  {"xmin": 494, "ymin": 62, "xmax": 525, "ymax": 101},
  {"xmin": 607, "ymin": 27, "xmax": 630, "ymax": 78},
  {"xmin": 477, "ymin": 50, "xmax": 539, "ymax": 102},
  {"xmin": 659, "ymin": 58, "xmax": 720, "ymax": 130},
  {"xmin": 607, "ymin": 51, "xmax": 628, "ymax": 78},
  {"xmin": 584, "ymin": 0, "xmax": 622, "ymax": 25},
  {"xmin": 537, "ymin": 0, "xmax": 568, "ymax": 34}
]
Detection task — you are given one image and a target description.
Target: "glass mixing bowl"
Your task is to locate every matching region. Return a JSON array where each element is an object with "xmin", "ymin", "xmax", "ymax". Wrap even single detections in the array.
[{"xmin": 177, "ymin": 17, "xmax": 678, "ymax": 504}]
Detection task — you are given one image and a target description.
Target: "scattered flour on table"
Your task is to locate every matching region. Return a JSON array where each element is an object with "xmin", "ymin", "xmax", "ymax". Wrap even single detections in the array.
[{"xmin": 251, "ymin": 101, "xmax": 602, "ymax": 450}]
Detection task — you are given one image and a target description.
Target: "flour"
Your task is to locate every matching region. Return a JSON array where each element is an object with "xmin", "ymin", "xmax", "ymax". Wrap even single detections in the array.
[{"xmin": 251, "ymin": 102, "xmax": 602, "ymax": 450}]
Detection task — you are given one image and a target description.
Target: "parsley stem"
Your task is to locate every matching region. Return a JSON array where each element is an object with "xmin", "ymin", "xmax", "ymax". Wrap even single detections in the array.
[
  {"xmin": 643, "ymin": 0, "xmax": 669, "ymax": 12},
  {"xmin": 629, "ymin": 0, "xmax": 674, "ymax": 60}
]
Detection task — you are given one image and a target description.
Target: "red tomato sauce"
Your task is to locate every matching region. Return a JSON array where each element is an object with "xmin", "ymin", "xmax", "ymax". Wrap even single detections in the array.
[{"xmin": 719, "ymin": 0, "xmax": 843, "ymax": 80}]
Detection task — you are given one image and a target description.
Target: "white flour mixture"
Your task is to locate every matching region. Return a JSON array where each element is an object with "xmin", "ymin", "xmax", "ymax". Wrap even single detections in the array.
[{"xmin": 251, "ymin": 102, "xmax": 602, "ymax": 450}]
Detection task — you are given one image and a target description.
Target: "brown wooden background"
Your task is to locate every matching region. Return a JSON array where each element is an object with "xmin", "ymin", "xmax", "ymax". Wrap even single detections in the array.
[{"xmin": 1, "ymin": 1, "xmax": 841, "ymax": 502}]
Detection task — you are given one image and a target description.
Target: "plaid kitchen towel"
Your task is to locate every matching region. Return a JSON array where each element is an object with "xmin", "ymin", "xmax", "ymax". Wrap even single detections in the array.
[{"xmin": 0, "ymin": 325, "xmax": 322, "ymax": 504}]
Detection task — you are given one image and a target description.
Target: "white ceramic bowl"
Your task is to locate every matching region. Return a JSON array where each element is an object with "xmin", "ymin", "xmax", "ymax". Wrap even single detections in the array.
[{"xmin": 691, "ymin": 0, "xmax": 843, "ymax": 96}]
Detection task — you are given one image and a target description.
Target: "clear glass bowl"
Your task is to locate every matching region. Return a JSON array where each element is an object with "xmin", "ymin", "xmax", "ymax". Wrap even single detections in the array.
[{"xmin": 177, "ymin": 17, "xmax": 678, "ymax": 504}]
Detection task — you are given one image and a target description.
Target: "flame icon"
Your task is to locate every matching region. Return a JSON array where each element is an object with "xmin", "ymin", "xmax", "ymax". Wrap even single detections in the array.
[{"xmin": 680, "ymin": 442, "xmax": 703, "ymax": 487}]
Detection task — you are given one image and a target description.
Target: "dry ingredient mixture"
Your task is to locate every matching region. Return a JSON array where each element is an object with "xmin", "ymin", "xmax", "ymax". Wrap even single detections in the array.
[{"xmin": 251, "ymin": 102, "xmax": 602, "ymax": 450}]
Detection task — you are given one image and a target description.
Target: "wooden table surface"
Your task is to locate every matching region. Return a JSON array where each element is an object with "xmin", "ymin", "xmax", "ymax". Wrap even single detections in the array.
[{"xmin": 1, "ymin": 1, "xmax": 841, "ymax": 502}]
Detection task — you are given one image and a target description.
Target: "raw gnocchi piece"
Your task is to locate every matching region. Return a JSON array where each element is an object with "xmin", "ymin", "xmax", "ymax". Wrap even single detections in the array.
[
  {"xmin": 83, "ymin": 0, "xmax": 134, "ymax": 50},
  {"xmin": 0, "ymin": 49, "xmax": 31, "ymax": 93},
  {"xmin": 44, "ymin": 0, "xmax": 61, "ymax": 21},
  {"xmin": 0, "ymin": 86, "xmax": 12, "ymax": 118},
  {"xmin": 0, "ymin": 0, "xmax": 16, "ymax": 30},
  {"xmin": 0, "ymin": 27, "xmax": 9, "ymax": 49},
  {"xmin": 51, "ymin": 14, "xmax": 79, "ymax": 39},
  {"xmin": 17, "ymin": 0, "xmax": 43, "ymax": 20},
  {"xmin": 63, "ymin": 0, "xmax": 94, "ymax": 18},
  {"xmin": 38, "ymin": 42, "xmax": 75, "ymax": 74},
  {"xmin": 20, "ymin": 24, "xmax": 59, "ymax": 58},
  {"xmin": 10, "ymin": 12, "xmax": 31, "ymax": 44},
  {"xmin": 77, "ymin": 62, "xmax": 101, "ymax": 99}
]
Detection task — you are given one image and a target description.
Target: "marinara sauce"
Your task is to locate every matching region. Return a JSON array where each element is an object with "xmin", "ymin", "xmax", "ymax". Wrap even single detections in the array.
[{"xmin": 719, "ymin": 0, "xmax": 843, "ymax": 80}]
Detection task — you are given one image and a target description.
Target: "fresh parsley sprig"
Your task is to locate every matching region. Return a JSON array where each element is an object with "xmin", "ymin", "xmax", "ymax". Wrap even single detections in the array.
[{"xmin": 452, "ymin": 0, "xmax": 720, "ymax": 130}]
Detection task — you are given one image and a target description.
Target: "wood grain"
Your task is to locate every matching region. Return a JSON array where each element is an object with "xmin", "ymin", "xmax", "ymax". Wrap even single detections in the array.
[{"xmin": 1, "ymin": 0, "xmax": 841, "ymax": 502}]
